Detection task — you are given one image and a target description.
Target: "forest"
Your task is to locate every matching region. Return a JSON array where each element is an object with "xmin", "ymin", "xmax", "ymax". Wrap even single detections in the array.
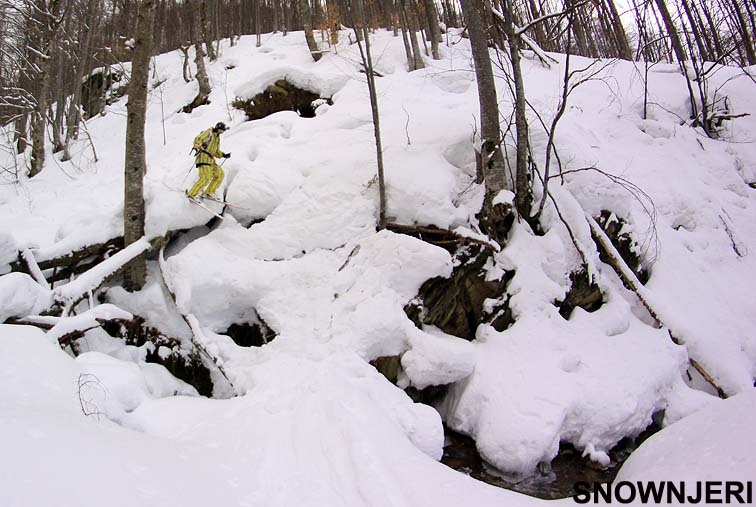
[{"xmin": 0, "ymin": 0, "xmax": 755, "ymax": 503}]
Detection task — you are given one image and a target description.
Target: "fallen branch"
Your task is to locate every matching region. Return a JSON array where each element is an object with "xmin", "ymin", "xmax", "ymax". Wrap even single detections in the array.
[
  {"xmin": 11, "ymin": 236, "xmax": 124, "ymax": 283},
  {"xmin": 386, "ymin": 222, "xmax": 499, "ymax": 252},
  {"xmin": 587, "ymin": 214, "xmax": 727, "ymax": 398},
  {"xmin": 20, "ymin": 248, "xmax": 49, "ymax": 289},
  {"xmin": 9, "ymin": 304, "xmax": 133, "ymax": 347},
  {"xmin": 53, "ymin": 237, "xmax": 151, "ymax": 305}
]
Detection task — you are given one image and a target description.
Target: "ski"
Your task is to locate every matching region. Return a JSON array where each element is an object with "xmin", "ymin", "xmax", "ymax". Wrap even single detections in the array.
[
  {"xmin": 200, "ymin": 194, "xmax": 250, "ymax": 210},
  {"xmin": 164, "ymin": 184, "xmax": 249, "ymax": 210},
  {"xmin": 187, "ymin": 195, "xmax": 225, "ymax": 219}
]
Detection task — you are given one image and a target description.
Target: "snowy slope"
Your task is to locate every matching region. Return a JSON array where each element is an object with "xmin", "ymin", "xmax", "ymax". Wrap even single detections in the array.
[{"xmin": 1, "ymin": 27, "xmax": 756, "ymax": 504}]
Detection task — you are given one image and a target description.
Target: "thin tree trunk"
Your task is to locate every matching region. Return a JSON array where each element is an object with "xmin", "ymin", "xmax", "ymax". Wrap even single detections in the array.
[
  {"xmin": 399, "ymin": 4, "xmax": 415, "ymax": 70},
  {"xmin": 731, "ymin": 0, "xmax": 756, "ymax": 64},
  {"xmin": 402, "ymin": 0, "xmax": 425, "ymax": 69},
  {"xmin": 654, "ymin": 0, "xmax": 687, "ymax": 62},
  {"xmin": 502, "ymin": 0, "xmax": 532, "ymax": 218},
  {"xmin": 680, "ymin": 0, "xmax": 708, "ymax": 61},
  {"xmin": 29, "ymin": 55, "xmax": 52, "ymax": 177},
  {"xmin": 123, "ymin": 0, "xmax": 157, "ymax": 291},
  {"xmin": 255, "ymin": 0, "xmax": 261, "ymax": 47},
  {"xmin": 300, "ymin": 0, "xmax": 322, "ymax": 60},
  {"xmin": 604, "ymin": 0, "xmax": 632, "ymax": 60},
  {"xmin": 420, "ymin": 0, "xmax": 440, "ymax": 59},
  {"xmin": 353, "ymin": 0, "xmax": 387, "ymax": 229},
  {"xmin": 200, "ymin": 0, "xmax": 217, "ymax": 60}
]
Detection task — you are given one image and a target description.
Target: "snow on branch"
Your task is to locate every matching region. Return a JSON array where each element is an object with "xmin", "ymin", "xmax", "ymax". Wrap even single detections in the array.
[
  {"xmin": 20, "ymin": 248, "xmax": 49, "ymax": 289},
  {"xmin": 490, "ymin": 6, "xmax": 558, "ymax": 67},
  {"xmin": 46, "ymin": 303, "xmax": 133, "ymax": 344},
  {"xmin": 53, "ymin": 237, "xmax": 151, "ymax": 303}
]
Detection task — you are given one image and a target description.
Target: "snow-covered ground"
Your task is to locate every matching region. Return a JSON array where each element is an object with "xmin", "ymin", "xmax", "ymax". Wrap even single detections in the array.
[{"xmin": 1, "ymin": 28, "xmax": 755, "ymax": 505}]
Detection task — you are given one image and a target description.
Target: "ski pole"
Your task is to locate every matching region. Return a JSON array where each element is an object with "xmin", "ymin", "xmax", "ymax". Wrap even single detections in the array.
[{"xmin": 181, "ymin": 160, "xmax": 195, "ymax": 184}]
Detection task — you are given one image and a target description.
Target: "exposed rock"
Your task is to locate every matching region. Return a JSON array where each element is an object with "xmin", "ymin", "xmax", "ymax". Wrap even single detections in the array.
[
  {"xmin": 557, "ymin": 269, "xmax": 603, "ymax": 319},
  {"xmin": 407, "ymin": 246, "xmax": 514, "ymax": 341},
  {"xmin": 81, "ymin": 68, "xmax": 125, "ymax": 118},
  {"xmin": 232, "ymin": 79, "xmax": 332, "ymax": 120},
  {"xmin": 223, "ymin": 315, "xmax": 276, "ymax": 347},
  {"xmin": 594, "ymin": 210, "xmax": 650, "ymax": 284},
  {"xmin": 99, "ymin": 316, "xmax": 214, "ymax": 397}
]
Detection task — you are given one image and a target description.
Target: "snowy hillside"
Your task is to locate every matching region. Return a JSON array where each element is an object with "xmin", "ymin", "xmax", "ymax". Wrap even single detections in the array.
[{"xmin": 1, "ymin": 28, "xmax": 755, "ymax": 505}]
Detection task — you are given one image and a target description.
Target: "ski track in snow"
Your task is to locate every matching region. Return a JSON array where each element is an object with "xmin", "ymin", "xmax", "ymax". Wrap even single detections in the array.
[{"xmin": 1, "ymin": 29, "xmax": 756, "ymax": 506}]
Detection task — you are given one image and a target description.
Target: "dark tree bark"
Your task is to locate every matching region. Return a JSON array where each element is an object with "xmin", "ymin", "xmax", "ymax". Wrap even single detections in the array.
[
  {"xmin": 123, "ymin": 0, "xmax": 157, "ymax": 291},
  {"xmin": 200, "ymin": 0, "xmax": 217, "ymax": 60},
  {"xmin": 654, "ymin": 0, "xmax": 687, "ymax": 62},
  {"xmin": 420, "ymin": 0, "xmax": 441, "ymax": 59}
]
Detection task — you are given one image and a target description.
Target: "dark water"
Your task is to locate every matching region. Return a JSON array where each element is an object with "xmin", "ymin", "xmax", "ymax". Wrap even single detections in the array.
[{"xmin": 441, "ymin": 424, "xmax": 660, "ymax": 500}]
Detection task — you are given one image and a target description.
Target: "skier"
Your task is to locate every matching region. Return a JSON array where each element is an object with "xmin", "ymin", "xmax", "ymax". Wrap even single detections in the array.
[{"xmin": 187, "ymin": 122, "xmax": 231, "ymax": 199}]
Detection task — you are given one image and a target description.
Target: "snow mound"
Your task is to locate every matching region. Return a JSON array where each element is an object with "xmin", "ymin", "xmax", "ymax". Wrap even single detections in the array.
[
  {"xmin": 0, "ymin": 273, "xmax": 52, "ymax": 322},
  {"xmin": 617, "ymin": 389, "xmax": 756, "ymax": 484}
]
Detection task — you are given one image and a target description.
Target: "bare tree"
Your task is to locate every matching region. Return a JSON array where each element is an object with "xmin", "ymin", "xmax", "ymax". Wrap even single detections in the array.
[
  {"xmin": 351, "ymin": 0, "xmax": 387, "ymax": 229},
  {"xmin": 460, "ymin": 0, "xmax": 511, "ymax": 244},
  {"xmin": 123, "ymin": 0, "xmax": 157, "ymax": 291},
  {"xmin": 300, "ymin": 0, "xmax": 322, "ymax": 61}
]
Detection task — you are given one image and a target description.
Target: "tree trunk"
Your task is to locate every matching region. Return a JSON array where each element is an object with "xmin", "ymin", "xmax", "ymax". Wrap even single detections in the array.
[
  {"xmin": 399, "ymin": 4, "xmax": 416, "ymax": 70},
  {"xmin": 654, "ymin": 0, "xmax": 687, "ymax": 62},
  {"xmin": 200, "ymin": 0, "xmax": 217, "ymax": 60},
  {"xmin": 180, "ymin": 43, "xmax": 192, "ymax": 82},
  {"xmin": 459, "ymin": 0, "xmax": 511, "ymax": 244},
  {"xmin": 300, "ymin": 0, "xmax": 322, "ymax": 61},
  {"xmin": 731, "ymin": 0, "xmax": 756, "ymax": 65},
  {"xmin": 353, "ymin": 0, "xmax": 387, "ymax": 229},
  {"xmin": 421, "ymin": 0, "xmax": 441, "ymax": 59},
  {"xmin": 503, "ymin": 0, "xmax": 532, "ymax": 218},
  {"xmin": 604, "ymin": 0, "xmax": 633, "ymax": 60},
  {"xmin": 29, "ymin": 55, "xmax": 52, "ymax": 177},
  {"xmin": 255, "ymin": 0, "xmax": 262, "ymax": 47},
  {"xmin": 16, "ymin": 113, "xmax": 29, "ymax": 154},
  {"xmin": 123, "ymin": 0, "xmax": 157, "ymax": 291},
  {"xmin": 401, "ymin": 0, "xmax": 425, "ymax": 69},
  {"xmin": 680, "ymin": 0, "xmax": 708, "ymax": 61}
]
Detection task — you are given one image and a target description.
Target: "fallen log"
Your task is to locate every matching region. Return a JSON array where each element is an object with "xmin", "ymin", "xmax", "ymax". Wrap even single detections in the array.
[
  {"xmin": 587, "ymin": 213, "xmax": 728, "ymax": 398},
  {"xmin": 386, "ymin": 222, "xmax": 498, "ymax": 252}
]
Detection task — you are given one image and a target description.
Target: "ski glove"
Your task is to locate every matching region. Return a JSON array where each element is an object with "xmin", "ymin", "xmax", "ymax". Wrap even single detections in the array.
[{"xmin": 223, "ymin": 152, "xmax": 231, "ymax": 159}]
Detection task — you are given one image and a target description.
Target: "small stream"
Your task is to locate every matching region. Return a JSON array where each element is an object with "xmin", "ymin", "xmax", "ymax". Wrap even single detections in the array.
[{"xmin": 441, "ymin": 424, "xmax": 660, "ymax": 500}]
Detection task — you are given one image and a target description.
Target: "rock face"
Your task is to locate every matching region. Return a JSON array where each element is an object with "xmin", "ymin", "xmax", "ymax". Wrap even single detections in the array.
[
  {"xmin": 81, "ymin": 68, "xmax": 125, "ymax": 118},
  {"xmin": 406, "ymin": 246, "xmax": 514, "ymax": 342},
  {"xmin": 100, "ymin": 317, "xmax": 214, "ymax": 397},
  {"xmin": 595, "ymin": 210, "xmax": 650, "ymax": 284},
  {"xmin": 557, "ymin": 269, "xmax": 603, "ymax": 319},
  {"xmin": 232, "ymin": 79, "xmax": 331, "ymax": 120}
]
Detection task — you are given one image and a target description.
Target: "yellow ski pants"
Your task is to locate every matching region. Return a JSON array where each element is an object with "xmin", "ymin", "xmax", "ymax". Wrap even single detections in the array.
[{"xmin": 188, "ymin": 163, "xmax": 224, "ymax": 197}]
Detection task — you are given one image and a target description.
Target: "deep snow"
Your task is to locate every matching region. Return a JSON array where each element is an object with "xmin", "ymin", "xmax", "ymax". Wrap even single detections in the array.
[{"xmin": 1, "ymin": 27, "xmax": 755, "ymax": 505}]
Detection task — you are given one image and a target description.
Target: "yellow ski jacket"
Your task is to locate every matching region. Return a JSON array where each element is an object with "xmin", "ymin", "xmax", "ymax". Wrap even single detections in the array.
[{"xmin": 193, "ymin": 128, "xmax": 223, "ymax": 166}]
